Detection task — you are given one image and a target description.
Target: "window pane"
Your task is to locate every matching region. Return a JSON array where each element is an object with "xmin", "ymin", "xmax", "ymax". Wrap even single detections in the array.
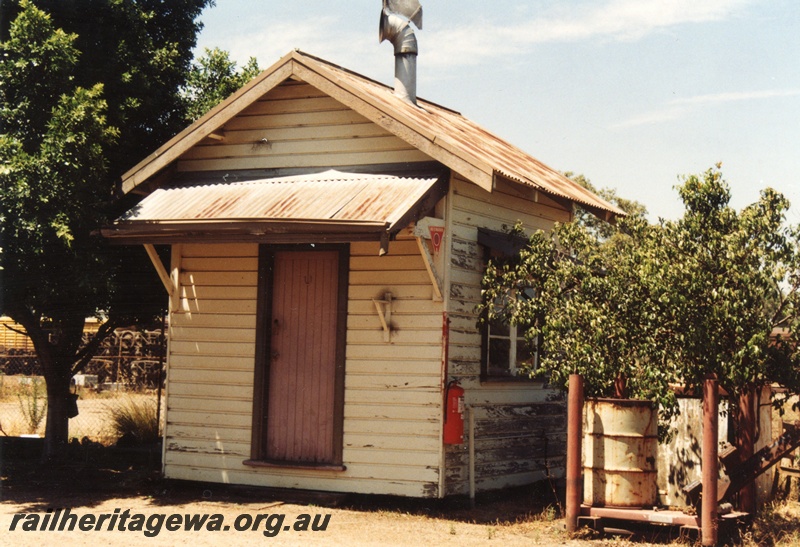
[
  {"xmin": 488, "ymin": 338, "xmax": 512, "ymax": 376},
  {"xmin": 488, "ymin": 317, "xmax": 510, "ymax": 337},
  {"xmin": 515, "ymin": 339, "xmax": 536, "ymax": 372}
]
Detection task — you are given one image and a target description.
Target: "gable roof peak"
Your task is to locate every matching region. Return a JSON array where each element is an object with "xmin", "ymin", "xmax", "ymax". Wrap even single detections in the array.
[{"xmin": 120, "ymin": 50, "xmax": 624, "ymax": 219}]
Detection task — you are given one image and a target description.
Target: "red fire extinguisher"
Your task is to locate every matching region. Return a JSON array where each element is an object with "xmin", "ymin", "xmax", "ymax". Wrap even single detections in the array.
[{"xmin": 443, "ymin": 380, "xmax": 465, "ymax": 444}]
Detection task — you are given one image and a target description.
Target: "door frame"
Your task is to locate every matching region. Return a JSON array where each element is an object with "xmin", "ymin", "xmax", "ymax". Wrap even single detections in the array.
[{"xmin": 249, "ymin": 243, "xmax": 349, "ymax": 467}]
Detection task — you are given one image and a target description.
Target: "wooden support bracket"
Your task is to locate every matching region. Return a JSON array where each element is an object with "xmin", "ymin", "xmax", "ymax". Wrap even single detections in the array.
[
  {"xmin": 412, "ymin": 217, "xmax": 445, "ymax": 302},
  {"xmin": 372, "ymin": 292, "xmax": 393, "ymax": 342},
  {"xmin": 170, "ymin": 244, "xmax": 183, "ymax": 313},
  {"xmin": 144, "ymin": 244, "xmax": 175, "ymax": 295},
  {"xmin": 415, "ymin": 237, "xmax": 443, "ymax": 301},
  {"xmin": 379, "ymin": 231, "xmax": 390, "ymax": 256}
]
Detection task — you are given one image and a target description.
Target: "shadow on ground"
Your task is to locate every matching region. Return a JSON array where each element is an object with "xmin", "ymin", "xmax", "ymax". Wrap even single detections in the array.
[
  {"xmin": 5, "ymin": 436, "xmax": 798, "ymax": 546},
  {"xmin": 0, "ymin": 436, "xmax": 563, "ymax": 526},
  {"xmin": 1, "ymin": 436, "xmax": 164, "ymax": 511}
]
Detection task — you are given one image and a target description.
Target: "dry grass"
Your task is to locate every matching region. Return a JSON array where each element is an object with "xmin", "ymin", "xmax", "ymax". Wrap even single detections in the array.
[
  {"xmin": 741, "ymin": 499, "xmax": 800, "ymax": 547},
  {"xmin": 0, "ymin": 375, "xmax": 160, "ymax": 443},
  {"xmin": 0, "ymin": 375, "xmax": 47, "ymax": 435},
  {"xmin": 105, "ymin": 395, "xmax": 160, "ymax": 444}
]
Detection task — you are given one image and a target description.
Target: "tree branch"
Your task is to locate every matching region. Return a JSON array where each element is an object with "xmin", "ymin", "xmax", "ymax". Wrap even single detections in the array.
[
  {"xmin": 2, "ymin": 322, "xmax": 29, "ymax": 338},
  {"xmin": 71, "ymin": 318, "xmax": 121, "ymax": 375}
]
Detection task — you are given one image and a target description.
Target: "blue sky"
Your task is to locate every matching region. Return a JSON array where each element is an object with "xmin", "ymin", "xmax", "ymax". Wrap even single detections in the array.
[{"xmin": 195, "ymin": 0, "xmax": 800, "ymax": 222}]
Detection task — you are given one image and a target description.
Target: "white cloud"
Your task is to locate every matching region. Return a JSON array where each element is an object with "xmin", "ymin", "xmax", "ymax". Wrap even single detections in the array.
[
  {"xmin": 199, "ymin": 1, "xmax": 753, "ymax": 72},
  {"xmin": 670, "ymin": 89, "xmax": 800, "ymax": 105},
  {"xmin": 197, "ymin": 16, "xmax": 386, "ymax": 76},
  {"xmin": 612, "ymin": 88, "xmax": 800, "ymax": 129},
  {"xmin": 426, "ymin": 0, "xmax": 752, "ymax": 67}
]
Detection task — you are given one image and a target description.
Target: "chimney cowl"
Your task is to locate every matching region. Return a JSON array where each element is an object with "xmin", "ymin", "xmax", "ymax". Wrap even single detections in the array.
[{"xmin": 380, "ymin": 11, "xmax": 418, "ymax": 55}]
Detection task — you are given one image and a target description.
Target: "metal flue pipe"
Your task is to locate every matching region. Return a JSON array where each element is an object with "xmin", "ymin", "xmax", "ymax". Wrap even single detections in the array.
[{"xmin": 380, "ymin": 2, "xmax": 422, "ymax": 104}]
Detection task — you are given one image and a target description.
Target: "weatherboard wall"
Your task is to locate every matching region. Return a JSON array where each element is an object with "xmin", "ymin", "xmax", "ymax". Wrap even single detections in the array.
[
  {"xmin": 162, "ymin": 236, "xmax": 445, "ymax": 497},
  {"xmin": 150, "ymin": 73, "xmax": 580, "ymax": 497},
  {"xmin": 174, "ymin": 80, "xmax": 429, "ymax": 173},
  {"xmin": 161, "ymin": 79, "xmax": 446, "ymax": 496},
  {"xmin": 443, "ymin": 175, "xmax": 571, "ymax": 495}
]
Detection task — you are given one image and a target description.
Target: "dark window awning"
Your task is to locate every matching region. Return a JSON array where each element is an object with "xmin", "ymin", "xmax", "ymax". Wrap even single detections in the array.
[
  {"xmin": 102, "ymin": 170, "xmax": 448, "ymax": 244},
  {"xmin": 477, "ymin": 227, "xmax": 529, "ymax": 256}
]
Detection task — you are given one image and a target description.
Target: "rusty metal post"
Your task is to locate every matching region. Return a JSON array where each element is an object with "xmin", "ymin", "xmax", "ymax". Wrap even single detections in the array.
[
  {"xmin": 736, "ymin": 386, "xmax": 757, "ymax": 514},
  {"xmin": 566, "ymin": 374, "xmax": 584, "ymax": 534},
  {"xmin": 702, "ymin": 376, "xmax": 719, "ymax": 546}
]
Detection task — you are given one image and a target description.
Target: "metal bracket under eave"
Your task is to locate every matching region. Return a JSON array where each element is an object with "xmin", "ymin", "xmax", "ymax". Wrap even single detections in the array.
[
  {"xmin": 372, "ymin": 292, "xmax": 393, "ymax": 342},
  {"xmin": 144, "ymin": 244, "xmax": 175, "ymax": 295}
]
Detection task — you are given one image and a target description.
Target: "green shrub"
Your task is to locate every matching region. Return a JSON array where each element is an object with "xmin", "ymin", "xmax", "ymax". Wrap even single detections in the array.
[{"xmin": 17, "ymin": 377, "xmax": 47, "ymax": 434}]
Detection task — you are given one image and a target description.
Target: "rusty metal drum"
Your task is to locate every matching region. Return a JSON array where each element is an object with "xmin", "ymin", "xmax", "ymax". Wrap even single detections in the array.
[{"xmin": 583, "ymin": 398, "xmax": 658, "ymax": 507}]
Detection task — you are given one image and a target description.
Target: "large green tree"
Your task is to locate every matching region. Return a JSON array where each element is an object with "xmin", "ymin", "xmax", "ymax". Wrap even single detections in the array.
[
  {"xmin": 564, "ymin": 171, "xmax": 648, "ymax": 240},
  {"xmin": 182, "ymin": 47, "xmax": 260, "ymax": 122},
  {"xmin": 480, "ymin": 215, "xmax": 679, "ymax": 432},
  {"xmin": 480, "ymin": 166, "xmax": 800, "ymax": 439},
  {"xmin": 655, "ymin": 166, "xmax": 800, "ymax": 405},
  {"xmin": 2, "ymin": 0, "xmax": 214, "ymax": 179},
  {"xmin": 0, "ymin": 0, "xmax": 211, "ymax": 459}
]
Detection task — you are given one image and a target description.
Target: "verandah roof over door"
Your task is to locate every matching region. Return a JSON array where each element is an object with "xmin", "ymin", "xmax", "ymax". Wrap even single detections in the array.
[{"xmin": 102, "ymin": 169, "xmax": 448, "ymax": 245}]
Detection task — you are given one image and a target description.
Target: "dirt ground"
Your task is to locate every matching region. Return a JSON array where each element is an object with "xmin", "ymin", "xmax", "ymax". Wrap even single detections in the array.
[
  {"xmin": 1, "ymin": 494, "xmax": 578, "ymax": 547},
  {"xmin": 0, "ymin": 443, "xmax": 671, "ymax": 547},
  {"xmin": 1, "ymin": 442, "xmax": 799, "ymax": 546}
]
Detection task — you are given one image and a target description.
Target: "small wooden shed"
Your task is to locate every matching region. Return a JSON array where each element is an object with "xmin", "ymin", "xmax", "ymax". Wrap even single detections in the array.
[{"xmin": 104, "ymin": 50, "xmax": 623, "ymax": 497}]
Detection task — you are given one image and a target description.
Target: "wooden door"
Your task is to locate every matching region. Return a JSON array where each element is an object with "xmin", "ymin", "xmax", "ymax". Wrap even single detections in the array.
[{"xmin": 265, "ymin": 250, "xmax": 340, "ymax": 463}]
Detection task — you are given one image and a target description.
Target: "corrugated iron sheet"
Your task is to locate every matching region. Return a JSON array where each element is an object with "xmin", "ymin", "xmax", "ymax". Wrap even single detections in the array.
[
  {"xmin": 119, "ymin": 50, "xmax": 625, "ymax": 219},
  {"xmin": 300, "ymin": 52, "xmax": 625, "ymax": 217},
  {"xmin": 118, "ymin": 170, "xmax": 440, "ymax": 230}
]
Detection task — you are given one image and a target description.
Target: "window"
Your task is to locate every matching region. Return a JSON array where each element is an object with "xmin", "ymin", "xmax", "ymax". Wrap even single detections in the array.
[
  {"xmin": 477, "ymin": 227, "xmax": 539, "ymax": 380},
  {"xmin": 483, "ymin": 293, "xmax": 539, "ymax": 379}
]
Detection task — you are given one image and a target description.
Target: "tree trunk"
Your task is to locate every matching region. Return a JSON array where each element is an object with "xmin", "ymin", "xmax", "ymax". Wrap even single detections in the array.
[
  {"xmin": 614, "ymin": 373, "xmax": 628, "ymax": 398},
  {"xmin": 8, "ymin": 311, "xmax": 119, "ymax": 461},
  {"xmin": 42, "ymin": 364, "xmax": 73, "ymax": 461}
]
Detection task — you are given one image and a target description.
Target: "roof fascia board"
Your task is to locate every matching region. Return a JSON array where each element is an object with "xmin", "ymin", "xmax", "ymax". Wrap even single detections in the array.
[
  {"xmin": 430, "ymin": 132, "xmax": 494, "ymax": 179},
  {"xmin": 102, "ymin": 219, "xmax": 390, "ymax": 245},
  {"xmin": 386, "ymin": 174, "xmax": 449, "ymax": 232},
  {"xmin": 103, "ymin": 232, "xmax": 386, "ymax": 246},
  {"xmin": 121, "ymin": 59, "xmax": 295, "ymax": 194},
  {"xmin": 495, "ymin": 170, "xmax": 626, "ymax": 218},
  {"xmin": 108, "ymin": 218, "xmax": 388, "ymax": 230},
  {"xmin": 291, "ymin": 57, "xmax": 494, "ymax": 192}
]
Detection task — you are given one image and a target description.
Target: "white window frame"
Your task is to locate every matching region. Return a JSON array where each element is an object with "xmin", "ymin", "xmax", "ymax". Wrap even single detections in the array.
[
  {"xmin": 486, "ymin": 322, "xmax": 532, "ymax": 376},
  {"xmin": 483, "ymin": 292, "xmax": 539, "ymax": 379}
]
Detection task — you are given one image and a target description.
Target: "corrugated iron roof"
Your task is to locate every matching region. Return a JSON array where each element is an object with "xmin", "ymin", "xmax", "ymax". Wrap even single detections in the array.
[
  {"xmin": 119, "ymin": 50, "xmax": 624, "ymax": 220},
  {"xmin": 104, "ymin": 170, "xmax": 445, "ymax": 243},
  {"xmin": 298, "ymin": 52, "xmax": 624, "ymax": 218}
]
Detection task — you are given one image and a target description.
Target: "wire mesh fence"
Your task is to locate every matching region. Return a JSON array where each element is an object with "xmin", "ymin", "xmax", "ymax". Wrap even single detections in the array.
[{"xmin": 0, "ymin": 321, "xmax": 166, "ymax": 445}]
